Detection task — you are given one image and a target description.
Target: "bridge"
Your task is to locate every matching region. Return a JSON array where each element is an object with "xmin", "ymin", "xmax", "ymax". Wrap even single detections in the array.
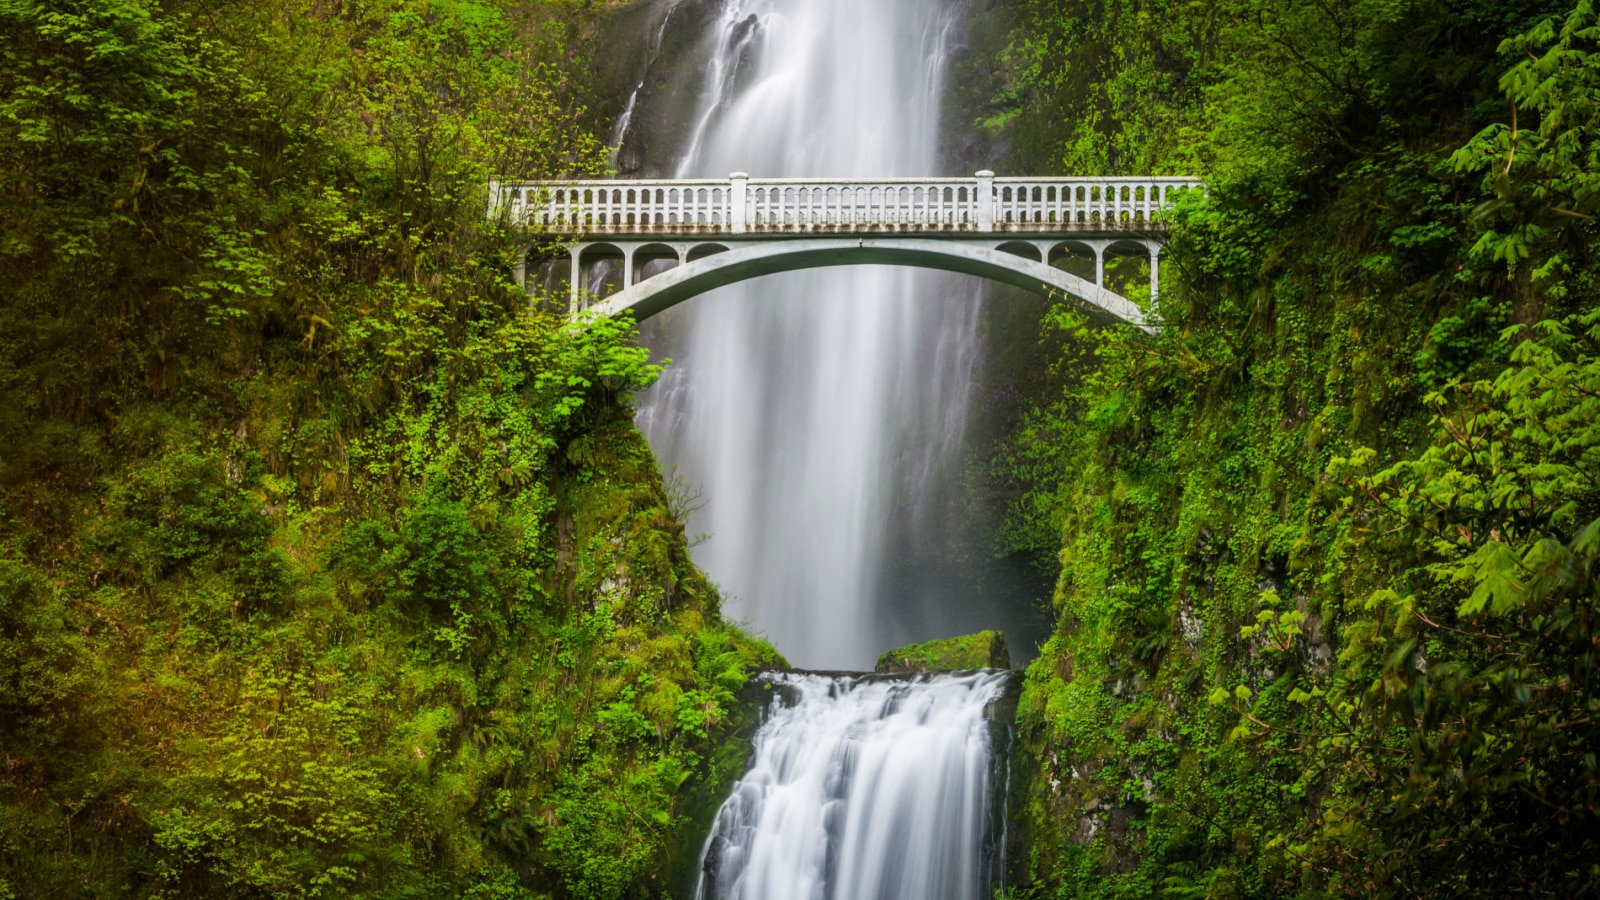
[{"xmin": 489, "ymin": 171, "xmax": 1200, "ymax": 326}]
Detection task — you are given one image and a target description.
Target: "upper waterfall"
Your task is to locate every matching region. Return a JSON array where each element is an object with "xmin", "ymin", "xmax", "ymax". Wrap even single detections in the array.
[{"xmin": 634, "ymin": 0, "xmax": 978, "ymax": 669}]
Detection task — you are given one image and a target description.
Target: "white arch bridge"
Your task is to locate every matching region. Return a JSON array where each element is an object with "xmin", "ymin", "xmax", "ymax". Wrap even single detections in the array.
[{"xmin": 490, "ymin": 172, "xmax": 1201, "ymax": 327}]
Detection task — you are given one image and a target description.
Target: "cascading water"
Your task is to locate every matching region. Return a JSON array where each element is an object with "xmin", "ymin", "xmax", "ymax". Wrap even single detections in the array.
[
  {"xmin": 634, "ymin": 0, "xmax": 979, "ymax": 670},
  {"xmin": 613, "ymin": 2, "xmax": 1018, "ymax": 895},
  {"xmin": 694, "ymin": 671, "xmax": 1012, "ymax": 900}
]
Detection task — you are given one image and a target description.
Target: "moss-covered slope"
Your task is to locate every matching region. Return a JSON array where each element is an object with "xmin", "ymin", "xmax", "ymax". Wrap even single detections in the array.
[
  {"xmin": 0, "ymin": 1, "xmax": 780, "ymax": 896},
  {"xmin": 984, "ymin": 0, "xmax": 1600, "ymax": 895}
]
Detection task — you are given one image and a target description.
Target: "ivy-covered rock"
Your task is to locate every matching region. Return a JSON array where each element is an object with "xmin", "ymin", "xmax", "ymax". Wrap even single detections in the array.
[{"xmin": 875, "ymin": 631, "xmax": 1012, "ymax": 672}]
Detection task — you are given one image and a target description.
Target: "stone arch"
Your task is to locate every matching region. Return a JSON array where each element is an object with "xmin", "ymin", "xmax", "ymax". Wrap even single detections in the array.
[
  {"xmin": 577, "ymin": 242, "xmax": 626, "ymax": 301},
  {"xmin": 1048, "ymin": 240, "xmax": 1102, "ymax": 285},
  {"xmin": 632, "ymin": 243, "xmax": 681, "ymax": 283},
  {"xmin": 687, "ymin": 243, "xmax": 730, "ymax": 262},
  {"xmin": 580, "ymin": 238, "xmax": 1149, "ymax": 327},
  {"xmin": 1103, "ymin": 239, "xmax": 1158, "ymax": 302},
  {"xmin": 995, "ymin": 241, "xmax": 1043, "ymax": 262}
]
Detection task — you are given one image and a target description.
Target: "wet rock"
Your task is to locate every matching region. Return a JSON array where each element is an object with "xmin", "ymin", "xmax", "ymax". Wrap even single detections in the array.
[{"xmin": 874, "ymin": 630, "xmax": 1011, "ymax": 672}]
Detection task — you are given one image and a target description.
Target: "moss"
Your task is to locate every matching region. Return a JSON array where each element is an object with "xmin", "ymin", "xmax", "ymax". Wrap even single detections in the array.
[{"xmin": 875, "ymin": 630, "xmax": 1012, "ymax": 672}]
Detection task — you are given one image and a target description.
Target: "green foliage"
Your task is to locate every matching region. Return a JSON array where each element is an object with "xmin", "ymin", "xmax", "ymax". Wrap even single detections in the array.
[
  {"xmin": 0, "ymin": 0, "xmax": 779, "ymax": 897},
  {"xmin": 874, "ymin": 630, "xmax": 1012, "ymax": 672},
  {"xmin": 994, "ymin": 0, "xmax": 1600, "ymax": 895}
]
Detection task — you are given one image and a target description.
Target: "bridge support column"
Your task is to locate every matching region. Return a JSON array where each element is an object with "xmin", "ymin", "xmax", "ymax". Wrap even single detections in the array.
[
  {"xmin": 1095, "ymin": 243, "xmax": 1105, "ymax": 287},
  {"xmin": 514, "ymin": 247, "xmax": 527, "ymax": 296},
  {"xmin": 1148, "ymin": 241, "xmax": 1161, "ymax": 304},
  {"xmin": 621, "ymin": 244, "xmax": 637, "ymax": 290},
  {"xmin": 569, "ymin": 244, "xmax": 582, "ymax": 314}
]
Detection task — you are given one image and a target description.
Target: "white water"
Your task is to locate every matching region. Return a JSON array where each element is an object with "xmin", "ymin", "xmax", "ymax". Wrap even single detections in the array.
[
  {"xmin": 635, "ymin": 0, "xmax": 980, "ymax": 670},
  {"xmin": 694, "ymin": 670, "xmax": 1010, "ymax": 900}
]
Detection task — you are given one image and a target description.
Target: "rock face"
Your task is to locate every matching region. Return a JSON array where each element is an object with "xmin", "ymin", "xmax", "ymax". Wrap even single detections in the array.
[{"xmin": 875, "ymin": 630, "xmax": 1011, "ymax": 672}]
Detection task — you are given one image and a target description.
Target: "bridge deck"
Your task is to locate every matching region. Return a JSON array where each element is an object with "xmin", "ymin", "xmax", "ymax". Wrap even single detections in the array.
[{"xmin": 491, "ymin": 173, "xmax": 1200, "ymax": 238}]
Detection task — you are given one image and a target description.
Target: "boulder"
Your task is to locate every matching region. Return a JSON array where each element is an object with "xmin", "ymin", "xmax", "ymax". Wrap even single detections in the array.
[{"xmin": 875, "ymin": 630, "xmax": 1011, "ymax": 673}]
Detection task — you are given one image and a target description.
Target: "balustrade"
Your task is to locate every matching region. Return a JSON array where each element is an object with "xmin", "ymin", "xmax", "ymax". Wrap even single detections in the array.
[{"xmin": 492, "ymin": 173, "xmax": 1200, "ymax": 235}]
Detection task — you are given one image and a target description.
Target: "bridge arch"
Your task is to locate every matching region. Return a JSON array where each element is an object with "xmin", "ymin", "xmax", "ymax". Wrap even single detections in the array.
[{"xmin": 574, "ymin": 237, "xmax": 1152, "ymax": 327}]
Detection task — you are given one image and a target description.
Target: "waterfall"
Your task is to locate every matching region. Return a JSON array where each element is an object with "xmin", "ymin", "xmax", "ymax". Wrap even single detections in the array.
[
  {"xmin": 694, "ymin": 670, "xmax": 1011, "ymax": 900},
  {"xmin": 634, "ymin": 0, "xmax": 979, "ymax": 670},
  {"xmin": 612, "ymin": 3, "xmax": 1018, "ymax": 895}
]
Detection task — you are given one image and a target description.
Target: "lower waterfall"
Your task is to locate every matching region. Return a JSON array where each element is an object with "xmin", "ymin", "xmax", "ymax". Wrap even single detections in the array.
[{"xmin": 694, "ymin": 670, "xmax": 1012, "ymax": 900}]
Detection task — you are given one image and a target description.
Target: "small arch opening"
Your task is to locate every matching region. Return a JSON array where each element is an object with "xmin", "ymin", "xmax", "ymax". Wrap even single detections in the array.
[
  {"xmin": 524, "ymin": 252, "xmax": 572, "ymax": 314},
  {"xmin": 579, "ymin": 243, "xmax": 625, "ymax": 302},
  {"xmin": 687, "ymin": 243, "xmax": 730, "ymax": 262},
  {"xmin": 634, "ymin": 243, "xmax": 681, "ymax": 282},
  {"xmin": 1104, "ymin": 240, "xmax": 1152, "ymax": 304},
  {"xmin": 1049, "ymin": 241, "xmax": 1098, "ymax": 283},
  {"xmin": 996, "ymin": 241, "xmax": 1042, "ymax": 262}
]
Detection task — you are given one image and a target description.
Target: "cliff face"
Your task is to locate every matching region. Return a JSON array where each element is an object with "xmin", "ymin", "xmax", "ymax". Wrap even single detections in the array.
[{"xmin": 981, "ymin": 0, "xmax": 1600, "ymax": 895}]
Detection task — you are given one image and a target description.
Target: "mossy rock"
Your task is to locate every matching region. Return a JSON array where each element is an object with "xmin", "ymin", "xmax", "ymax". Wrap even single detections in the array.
[{"xmin": 875, "ymin": 630, "xmax": 1011, "ymax": 672}]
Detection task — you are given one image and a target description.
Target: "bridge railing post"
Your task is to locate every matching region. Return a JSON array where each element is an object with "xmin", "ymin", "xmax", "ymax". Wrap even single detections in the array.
[
  {"xmin": 975, "ymin": 170, "xmax": 994, "ymax": 232},
  {"xmin": 730, "ymin": 172, "xmax": 748, "ymax": 234}
]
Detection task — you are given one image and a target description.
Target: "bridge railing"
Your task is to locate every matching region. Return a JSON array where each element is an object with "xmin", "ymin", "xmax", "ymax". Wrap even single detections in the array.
[
  {"xmin": 501, "ymin": 179, "xmax": 734, "ymax": 232},
  {"xmin": 744, "ymin": 179, "xmax": 981, "ymax": 230},
  {"xmin": 491, "ymin": 173, "xmax": 1201, "ymax": 235}
]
